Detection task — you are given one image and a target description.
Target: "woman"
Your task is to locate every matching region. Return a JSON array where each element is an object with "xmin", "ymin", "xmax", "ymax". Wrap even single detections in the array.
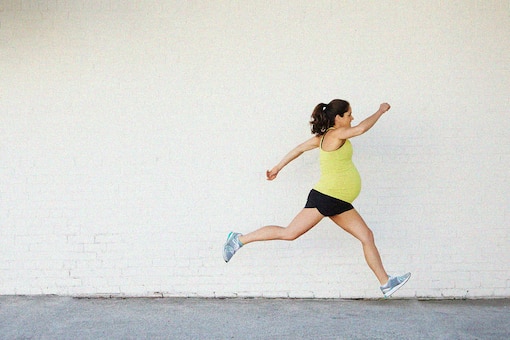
[{"xmin": 223, "ymin": 99, "xmax": 410, "ymax": 298}]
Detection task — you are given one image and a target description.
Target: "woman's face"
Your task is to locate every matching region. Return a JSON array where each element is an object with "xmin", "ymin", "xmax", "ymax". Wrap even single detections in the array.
[{"xmin": 339, "ymin": 106, "xmax": 353, "ymax": 126}]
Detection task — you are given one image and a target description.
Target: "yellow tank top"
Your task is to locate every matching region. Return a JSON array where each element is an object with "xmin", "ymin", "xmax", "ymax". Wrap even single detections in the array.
[{"xmin": 313, "ymin": 137, "xmax": 361, "ymax": 203}]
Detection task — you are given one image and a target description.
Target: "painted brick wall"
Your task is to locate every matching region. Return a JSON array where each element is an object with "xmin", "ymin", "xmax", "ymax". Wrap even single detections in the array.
[{"xmin": 1, "ymin": 0, "xmax": 509, "ymax": 298}]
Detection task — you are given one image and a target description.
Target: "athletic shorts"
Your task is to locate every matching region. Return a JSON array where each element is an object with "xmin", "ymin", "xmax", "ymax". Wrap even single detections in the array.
[{"xmin": 304, "ymin": 189, "xmax": 354, "ymax": 216}]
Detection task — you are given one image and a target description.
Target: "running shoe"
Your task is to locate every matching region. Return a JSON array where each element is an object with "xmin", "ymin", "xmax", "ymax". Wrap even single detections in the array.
[
  {"xmin": 380, "ymin": 272, "xmax": 411, "ymax": 298},
  {"xmin": 223, "ymin": 232, "xmax": 243, "ymax": 263}
]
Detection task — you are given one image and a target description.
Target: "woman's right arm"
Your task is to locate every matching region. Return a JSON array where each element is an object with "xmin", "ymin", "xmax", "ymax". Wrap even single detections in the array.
[{"xmin": 266, "ymin": 136, "xmax": 320, "ymax": 180}]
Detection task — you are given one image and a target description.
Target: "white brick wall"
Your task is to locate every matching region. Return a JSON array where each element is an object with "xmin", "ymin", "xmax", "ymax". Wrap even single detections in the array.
[{"xmin": 1, "ymin": 0, "xmax": 509, "ymax": 298}]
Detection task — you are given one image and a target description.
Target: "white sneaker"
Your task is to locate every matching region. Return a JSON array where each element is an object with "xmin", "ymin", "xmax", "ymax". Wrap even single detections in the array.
[
  {"xmin": 223, "ymin": 232, "xmax": 243, "ymax": 263},
  {"xmin": 380, "ymin": 272, "xmax": 411, "ymax": 298}
]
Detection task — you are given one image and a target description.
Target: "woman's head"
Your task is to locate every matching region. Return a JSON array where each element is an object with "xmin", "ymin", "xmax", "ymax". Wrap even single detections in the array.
[{"xmin": 310, "ymin": 99, "xmax": 350, "ymax": 135}]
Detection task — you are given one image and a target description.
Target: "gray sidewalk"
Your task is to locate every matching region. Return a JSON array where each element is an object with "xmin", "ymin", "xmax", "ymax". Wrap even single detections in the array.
[{"xmin": 0, "ymin": 296, "xmax": 509, "ymax": 339}]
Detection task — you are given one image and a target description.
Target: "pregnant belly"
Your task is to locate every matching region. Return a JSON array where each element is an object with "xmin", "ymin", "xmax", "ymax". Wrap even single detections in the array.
[{"xmin": 314, "ymin": 168, "xmax": 361, "ymax": 203}]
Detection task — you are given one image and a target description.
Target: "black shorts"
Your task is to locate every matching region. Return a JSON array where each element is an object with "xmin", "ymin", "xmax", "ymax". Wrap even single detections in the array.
[{"xmin": 305, "ymin": 189, "xmax": 354, "ymax": 217}]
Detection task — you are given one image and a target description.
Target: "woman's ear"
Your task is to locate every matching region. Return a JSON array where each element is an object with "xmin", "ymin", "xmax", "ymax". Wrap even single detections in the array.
[{"xmin": 334, "ymin": 114, "xmax": 342, "ymax": 125}]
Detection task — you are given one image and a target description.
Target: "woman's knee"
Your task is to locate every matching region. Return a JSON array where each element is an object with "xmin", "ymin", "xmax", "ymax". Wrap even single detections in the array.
[
  {"xmin": 359, "ymin": 228, "xmax": 375, "ymax": 245},
  {"xmin": 279, "ymin": 228, "xmax": 301, "ymax": 241}
]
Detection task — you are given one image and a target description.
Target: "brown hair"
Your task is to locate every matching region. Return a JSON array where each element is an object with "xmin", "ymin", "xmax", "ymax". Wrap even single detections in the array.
[{"xmin": 310, "ymin": 99, "xmax": 350, "ymax": 135}]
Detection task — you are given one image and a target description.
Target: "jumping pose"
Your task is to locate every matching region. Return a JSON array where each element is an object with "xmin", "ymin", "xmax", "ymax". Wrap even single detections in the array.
[{"xmin": 223, "ymin": 99, "xmax": 410, "ymax": 297}]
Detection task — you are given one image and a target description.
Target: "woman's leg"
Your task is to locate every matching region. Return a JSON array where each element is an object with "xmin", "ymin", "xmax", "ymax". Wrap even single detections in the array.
[
  {"xmin": 239, "ymin": 208, "xmax": 324, "ymax": 245},
  {"xmin": 329, "ymin": 209, "xmax": 389, "ymax": 285}
]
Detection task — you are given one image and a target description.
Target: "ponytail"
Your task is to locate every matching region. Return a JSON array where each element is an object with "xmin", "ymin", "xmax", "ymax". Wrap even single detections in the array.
[
  {"xmin": 309, "ymin": 99, "xmax": 350, "ymax": 136},
  {"xmin": 310, "ymin": 103, "xmax": 330, "ymax": 135}
]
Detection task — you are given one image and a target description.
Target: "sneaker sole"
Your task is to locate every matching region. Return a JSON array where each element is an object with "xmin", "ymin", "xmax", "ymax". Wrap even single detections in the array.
[
  {"xmin": 384, "ymin": 273, "xmax": 411, "ymax": 298},
  {"xmin": 223, "ymin": 232, "xmax": 235, "ymax": 262}
]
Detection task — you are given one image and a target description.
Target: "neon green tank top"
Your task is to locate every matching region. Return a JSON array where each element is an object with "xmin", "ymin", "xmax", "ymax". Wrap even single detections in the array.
[{"xmin": 313, "ymin": 137, "xmax": 361, "ymax": 203}]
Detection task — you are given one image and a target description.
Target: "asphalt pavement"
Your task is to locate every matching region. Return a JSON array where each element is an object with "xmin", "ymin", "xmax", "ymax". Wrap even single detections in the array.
[{"xmin": 0, "ymin": 296, "xmax": 509, "ymax": 339}]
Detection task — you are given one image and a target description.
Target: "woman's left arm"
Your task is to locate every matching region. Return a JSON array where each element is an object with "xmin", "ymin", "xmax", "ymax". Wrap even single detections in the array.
[
  {"xmin": 266, "ymin": 136, "xmax": 320, "ymax": 180},
  {"xmin": 332, "ymin": 103, "xmax": 391, "ymax": 140}
]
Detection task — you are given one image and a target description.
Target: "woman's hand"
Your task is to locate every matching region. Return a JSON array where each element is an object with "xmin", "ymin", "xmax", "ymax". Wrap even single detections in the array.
[
  {"xmin": 379, "ymin": 103, "xmax": 391, "ymax": 113},
  {"xmin": 266, "ymin": 167, "xmax": 279, "ymax": 181}
]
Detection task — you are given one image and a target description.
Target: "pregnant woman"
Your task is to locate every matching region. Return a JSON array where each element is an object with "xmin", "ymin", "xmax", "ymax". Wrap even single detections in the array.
[{"xmin": 223, "ymin": 99, "xmax": 410, "ymax": 297}]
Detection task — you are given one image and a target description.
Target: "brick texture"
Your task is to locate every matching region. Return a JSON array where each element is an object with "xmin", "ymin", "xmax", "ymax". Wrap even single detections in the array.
[{"xmin": 1, "ymin": 1, "xmax": 509, "ymax": 298}]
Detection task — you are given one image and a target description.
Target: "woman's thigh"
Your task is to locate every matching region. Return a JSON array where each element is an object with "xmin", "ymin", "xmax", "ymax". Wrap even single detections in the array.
[
  {"xmin": 329, "ymin": 209, "xmax": 374, "ymax": 243},
  {"xmin": 282, "ymin": 208, "xmax": 324, "ymax": 240}
]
